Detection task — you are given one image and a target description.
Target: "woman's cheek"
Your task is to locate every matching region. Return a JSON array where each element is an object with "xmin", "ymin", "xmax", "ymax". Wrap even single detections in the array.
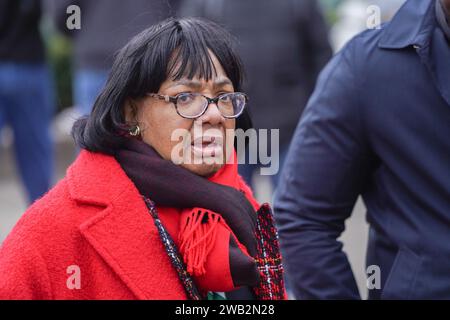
[
  {"xmin": 224, "ymin": 120, "xmax": 236, "ymax": 162},
  {"xmin": 166, "ymin": 119, "xmax": 193, "ymax": 163}
]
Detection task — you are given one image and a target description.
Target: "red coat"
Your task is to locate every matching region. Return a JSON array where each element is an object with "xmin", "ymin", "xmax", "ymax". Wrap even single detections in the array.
[{"xmin": 0, "ymin": 151, "xmax": 189, "ymax": 299}]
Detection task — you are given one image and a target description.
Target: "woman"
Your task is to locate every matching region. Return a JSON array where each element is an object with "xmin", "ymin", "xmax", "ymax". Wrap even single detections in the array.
[{"xmin": 0, "ymin": 18, "xmax": 285, "ymax": 300}]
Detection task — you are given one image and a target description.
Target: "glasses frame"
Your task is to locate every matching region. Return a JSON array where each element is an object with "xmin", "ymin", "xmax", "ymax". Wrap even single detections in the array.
[{"xmin": 147, "ymin": 92, "xmax": 248, "ymax": 119}]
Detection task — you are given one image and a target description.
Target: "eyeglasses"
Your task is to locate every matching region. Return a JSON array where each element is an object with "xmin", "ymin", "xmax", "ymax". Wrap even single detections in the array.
[{"xmin": 147, "ymin": 92, "xmax": 248, "ymax": 119}]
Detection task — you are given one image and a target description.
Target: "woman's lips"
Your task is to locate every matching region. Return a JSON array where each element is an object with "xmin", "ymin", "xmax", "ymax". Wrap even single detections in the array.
[{"xmin": 191, "ymin": 136, "xmax": 223, "ymax": 157}]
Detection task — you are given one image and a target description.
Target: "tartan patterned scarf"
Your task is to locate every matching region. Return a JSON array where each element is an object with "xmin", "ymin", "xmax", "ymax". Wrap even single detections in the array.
[{"xmin": 115, "ymin": 138, "xmax": 285, "ymax": 299}]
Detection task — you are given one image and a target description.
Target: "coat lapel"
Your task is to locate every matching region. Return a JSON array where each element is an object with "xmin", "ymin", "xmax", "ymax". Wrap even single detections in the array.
[
  {"xmin": 424, "ymin": 27, "xmax": 450, "ymax": 107},
  {"xmin": 378, "ymin": 0, "xmax": 450, "ymax": 107},
  {"xmin": 66, "ymin": 151, "xmax": 186, "ymax": 299}
]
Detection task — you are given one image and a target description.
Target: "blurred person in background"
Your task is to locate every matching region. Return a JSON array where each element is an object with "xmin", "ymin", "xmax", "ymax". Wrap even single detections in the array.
[
  {"xmin": 49, "ymin": 0, "xmax": 180, "ymax": 117},
  {"xmin": 0, "ymin": 18, "xmax": 286, "ymax": 300},
  {"xmin": 178, "ymin": 0, "xmax": 332, "ymax": 189},
  {"xmin": 275, "ymin": 0, "xmax": 450, "ymax": 299},
  {"xmin": 0, "ymin": 0, "xmax": 54, "ymax": 204}
]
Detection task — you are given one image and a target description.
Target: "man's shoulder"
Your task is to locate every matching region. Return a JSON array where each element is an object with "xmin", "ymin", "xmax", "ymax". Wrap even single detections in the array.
[
  {"xmin": 336, "ymin": 22, "xmax": 416, "ymax": 79},
  {"xmin": 341, "ymin": 25, "xmax": 388, "ymax": 59}
]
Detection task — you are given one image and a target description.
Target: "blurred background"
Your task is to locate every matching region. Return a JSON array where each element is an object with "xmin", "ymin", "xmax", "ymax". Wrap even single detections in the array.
[{"xmin": 0, "ymin": 0, "xmax": 406, "ymax": 299}]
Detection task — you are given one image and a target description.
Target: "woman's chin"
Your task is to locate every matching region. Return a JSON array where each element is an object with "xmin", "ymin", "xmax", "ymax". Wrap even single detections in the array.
[
  {"xmin": 180, "ymin": 162, "xmax": 223, "ymax": 177},
  {"xmin": 174, "ymin": 147, "xmax": 224, "ymax": 175}
]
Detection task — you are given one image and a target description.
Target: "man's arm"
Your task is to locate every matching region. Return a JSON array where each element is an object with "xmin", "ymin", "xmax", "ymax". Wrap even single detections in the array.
[{"xmin": 274, "ymin": 38, "xmax": 372, "ymax": 299}]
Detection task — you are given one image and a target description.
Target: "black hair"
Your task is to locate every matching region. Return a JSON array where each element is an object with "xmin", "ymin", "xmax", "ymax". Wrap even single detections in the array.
[{"xmin": 72, "ymin": 17, "xmax": 252, "ymax": 154}]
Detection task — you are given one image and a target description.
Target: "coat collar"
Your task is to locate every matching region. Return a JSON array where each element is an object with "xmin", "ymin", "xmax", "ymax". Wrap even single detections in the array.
[
  {"xmin": 67, "ymin": 150, "xmax": 186, "ymax": 299},
  {"xmin": 378, "ymin": 0, "xmax": 436, "ymax": 49},
  {"xmin": 67, "ymin": 151, "xmax": 127, "ymax": 206},
  {"xmin": 379, "ymin": 0, "xmax": 450, "ymax": 106}
]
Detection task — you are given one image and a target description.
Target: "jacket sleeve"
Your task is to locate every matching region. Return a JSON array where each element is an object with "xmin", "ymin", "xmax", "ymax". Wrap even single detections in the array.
[
  {"xmin": 0, "ymin": 224, "xmax": 52, "ymax": 299},
  {"xmin": 274, "ymin": 38, "xmax": 372, "ymax": 299}
]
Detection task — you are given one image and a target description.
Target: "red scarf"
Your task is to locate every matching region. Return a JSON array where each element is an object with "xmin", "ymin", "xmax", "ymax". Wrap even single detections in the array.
[
  {"xmin": 176, "ymin": 150, "xmax": 260, "ymax": 293},
  {"xmin": 115, "ymin": 138, "xmax": 286, "ymax": 299}
]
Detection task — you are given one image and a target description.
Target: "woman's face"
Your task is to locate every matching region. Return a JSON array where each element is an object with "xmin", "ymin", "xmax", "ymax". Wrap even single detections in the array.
[{"xmin": 127, "ymin": 52, "xmax": 236, "ymax": 177}]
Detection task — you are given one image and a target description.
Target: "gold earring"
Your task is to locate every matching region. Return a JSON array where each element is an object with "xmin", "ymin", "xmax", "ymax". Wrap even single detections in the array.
[{"xmin": 129, "ymin": 125, "xmax": 141, "ymax": 137}]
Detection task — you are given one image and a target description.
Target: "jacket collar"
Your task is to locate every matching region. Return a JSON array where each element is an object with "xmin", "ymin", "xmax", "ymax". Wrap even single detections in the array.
[
  {"xmin": 379, "ymin": 0, "xmax": 436, "ymax": 49},
  {"xmin": 379, "ymin": 0, "xmax": 450, "ymax": 106},
  {"xmin": 67, "ymin": 151, "xmax": 127, "ymax": 206},
  {"xmin": 67, "ymin": 150, "xmax": 186, "ymax": 299}
]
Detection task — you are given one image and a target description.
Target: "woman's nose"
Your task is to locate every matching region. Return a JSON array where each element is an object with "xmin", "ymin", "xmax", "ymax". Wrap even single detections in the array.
[{"xmin": 198, "ymin": 100, "xmax": 224, "ymax": 125}]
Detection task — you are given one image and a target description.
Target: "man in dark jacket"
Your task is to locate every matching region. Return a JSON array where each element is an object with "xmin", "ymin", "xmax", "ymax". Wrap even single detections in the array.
[
  {"xmin": 0, "ymin": 0, "xmax": 54, "ymax": 203},
  {"xmin": 179, "ymin": 0, "xmax": 332, "ymax": 186},
  {"xmin": 275, "ymin": 0, "xmax": 450, "ymax": 299}
]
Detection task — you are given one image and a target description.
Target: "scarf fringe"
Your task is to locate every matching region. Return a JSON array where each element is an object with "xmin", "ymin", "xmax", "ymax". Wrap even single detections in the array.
[{"xmin": 179, "ymin": 209, "xmax": 221, "ymax": 276}]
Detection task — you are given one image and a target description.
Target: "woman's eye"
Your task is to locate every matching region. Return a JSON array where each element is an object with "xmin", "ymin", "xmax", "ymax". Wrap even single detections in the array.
[
  {"xmin": 219, "ymin": 94, "xmax": 232, "ymax": 102},
  {"xmin": 177, "ymin": 94, "xmax": 194, "ymax": 103}
]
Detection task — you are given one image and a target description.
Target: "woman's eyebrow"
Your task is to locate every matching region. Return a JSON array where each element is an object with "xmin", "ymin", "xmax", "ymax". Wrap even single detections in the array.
[
  {"xmin": 167, "ymin": 79, "xmax": 203, "ymax": 89},
  {"xmin": 213, "ymin": 78, "xmax": 233, "ymax": 89},
  {"xmin": 166, "ymin": 78, "xmax": 233, "ymax": 90}
]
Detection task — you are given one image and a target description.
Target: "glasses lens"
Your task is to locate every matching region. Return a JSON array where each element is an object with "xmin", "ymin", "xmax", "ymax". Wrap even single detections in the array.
[
  {"xmin": 176, "ymin": 93, "xmax": 206, "ymax": 118},
  {"xmin": 218, "ymin": 93, "xmax": 246, "ymax": 117},
  {"xmin": 175, "ymin": 92, "xmax": 247, "ymax": 118}
]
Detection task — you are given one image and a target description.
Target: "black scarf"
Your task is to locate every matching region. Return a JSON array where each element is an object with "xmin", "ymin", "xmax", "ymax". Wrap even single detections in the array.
[{"xmin": 114, "ymin": 138, "xmax": 260, "ymax": 296}]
